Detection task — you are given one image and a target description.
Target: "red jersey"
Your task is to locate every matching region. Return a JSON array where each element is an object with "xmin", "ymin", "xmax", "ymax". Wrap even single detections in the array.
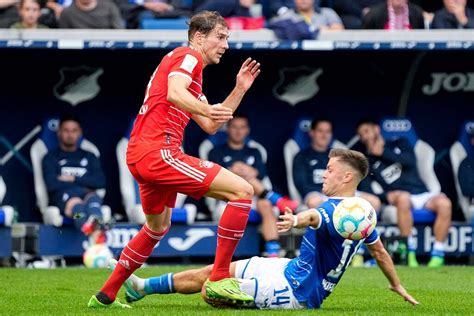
[{"xmin": 127, "ymin": 46, "xmax": 205, "ymax": 164}]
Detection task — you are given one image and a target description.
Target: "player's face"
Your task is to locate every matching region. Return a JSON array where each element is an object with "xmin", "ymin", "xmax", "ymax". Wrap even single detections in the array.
[
  {"xmin": 58, "ymin": 121, "xmax": 82, "ymax": 149},
  {"xmin": 20, "ymin": 0, "xmax": 41, "ymax": 26},
  {"xmin": 227, "ymin": 118, "xmax": 249, "ymax": 144},
  {"xmin": 322, "ymin": 158, "xmax": 348, "ymax": 196},
  {"xmin": 202, "ymin": 25, "xmax": 229, "ymax": 65},
  {"xmin": 295, "ymin": 0, "xmax": 314, "ymax": 11},
  {"xmin": 357, "ymin": 123, "xmax": 379, "ymax": 146},
  {"xmin": 311, "ymin": 121, "xmax": 332, "ymax": 150}
]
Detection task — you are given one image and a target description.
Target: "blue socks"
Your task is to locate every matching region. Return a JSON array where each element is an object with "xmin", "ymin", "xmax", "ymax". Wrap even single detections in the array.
[
  {"xmin": 72, "ymin": 203, "xmax": 87, "ymax": 230},
  {"xmin": 85, "ymin": 194, "xmax": 103, "ymax": 219},
  {"xmin": 265, "ymin": 240, "xmax": 280, "ymax": 257},
  {"xmin": 145, "ymin": 273, "xmax": 175, "ymax": 294}
]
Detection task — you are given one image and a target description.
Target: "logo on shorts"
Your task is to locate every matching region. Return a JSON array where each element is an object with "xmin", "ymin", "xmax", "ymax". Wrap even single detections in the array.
[{"xmin": 200, "ymin": 160, "xmax": 214, "ymax": 168}]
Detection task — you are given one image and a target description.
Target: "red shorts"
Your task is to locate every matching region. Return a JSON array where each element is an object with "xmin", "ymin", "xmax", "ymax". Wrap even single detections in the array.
[{"xmin": 127, "ymin": 148, "xmax": 221, "ymax": 215}]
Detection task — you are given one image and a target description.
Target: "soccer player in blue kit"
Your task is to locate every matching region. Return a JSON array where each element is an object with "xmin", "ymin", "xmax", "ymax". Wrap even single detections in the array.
[{"xmin": 110, "ymin": 148, "xmax": 418, "ymax": 309}]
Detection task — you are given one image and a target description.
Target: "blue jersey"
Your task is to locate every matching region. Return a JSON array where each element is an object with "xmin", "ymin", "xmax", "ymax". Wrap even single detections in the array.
[
  {"xmin": 208, "ymin": 143, "xmax": 267, "ymax": 180},
  {"xmin": 292, "ymin": 148, "xmax": 330, "ymax": 197},
  {"xmin": 42, "ymin": 148, "xmax": 106, "ymax": 208},
  {"xmin": 368, "ymin": 138, "xmax": 427, "ymax": 194},
  {"xmin": 284, "ymin": 198, "xmax": 379, "ymax": 309}
]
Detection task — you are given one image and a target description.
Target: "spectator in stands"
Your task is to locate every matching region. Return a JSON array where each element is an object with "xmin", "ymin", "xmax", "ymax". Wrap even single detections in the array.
[
  {"xmin": 458, "ymin": 132, "xmax": 474, "ymax": 204},
  {"xmin": 45, "ymin": 0, "xmax": 71, "ymax": 20},
  {"xmin": 11, "ymin": 0, "xmax": 49, "ymax": 29},
  {"xmin": 194, "ymin": 0, "xmax": 255, "ymax": 17},
  {"xmin": 363, "ymin": 0, "xmax": 425, "ymax": 29},
  {"xmin": 320, "ymin": 0, "xmax": 385, "ymax": 29},
  {"xmin": 42, "ymin": 115, "xmax": 107, "ymax": 243},
  {"xmin": 116, "ymin": 0, "xmax": 190, "ymax": 29},
  {"xmin": 357, "ymin": 119, "xmax": 452, "ymax": 268},
  {"xmin": 59, "ymin": 0, "xmax": 124, "ymax": 28},
  {"xmin": 0, "ymin": 0, "xmax": 19, "ymax": 28},
  {"xmin": 431, "ymin": 0, "xmax": 474, "ymax": 28},
  {"xmin": 293, "ymin": 118, "xmax": 381, "ymax": 210},
  {"xmin": 269, "ymin": 0, "xmax": 344, "ymax": 40},
  {"xmin": 270, "ymin": 0, "xmax": 319, "ymax": 17},
  {"xmin": 208, "ymin": 113, "xmax": 298, "ymax": 257}
]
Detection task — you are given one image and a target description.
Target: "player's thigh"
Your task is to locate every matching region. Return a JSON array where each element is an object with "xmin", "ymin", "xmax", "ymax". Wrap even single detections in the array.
[
  {"xmin": 135, "ymin": 149, "xmax": 221, "ymax": 200},
  {"xmin": 139, "ymin": 181, "xmax": 177, "ymax": 215},
  {"xmin": 206, "ymin": 167, "xmax": 254, "ymax": 201},
  {"xmin": 233, "ymin": 257, "xmax": 301, "ymax": 309},
  {"xmin": 411, "ymin": 191, "xmax": 439, "ymax": 210},
  {"xmin": 421, "ymin": 192, "xmax": 450, "ymax": 212},
  {"xmin": 234, "ymin": 256, "xmax": 290, "ymax": 280}
]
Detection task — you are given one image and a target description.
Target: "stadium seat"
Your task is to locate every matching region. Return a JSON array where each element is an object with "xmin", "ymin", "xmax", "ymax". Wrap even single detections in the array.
[
  {"xmin": 139, "ymin": 17, "xmax": 189, "ymax": 30},
  {"xmin": 449, "ymin": 120, "xmax": 474, "ymax": 222},
  {"xmin": 198, "ymin": 127, "xmax": 273, "ymax": 223},
  {"xmin": 0, "ymin": 175, "xmax": 14, "ymax": 226},
  {"xmin": 30, "ymin": 117, "xmax": 111, "ymax": 227},
  {"xmin": 380, "ymin": 117, "xmax": 439, "ymax": 224},
  {"xmin": 283, "ymin": 117, "xmax": 346, "ymax": 203},
  {"xmin": 116, "ymin": 119, "xmax": 196, "ymax": 224}
]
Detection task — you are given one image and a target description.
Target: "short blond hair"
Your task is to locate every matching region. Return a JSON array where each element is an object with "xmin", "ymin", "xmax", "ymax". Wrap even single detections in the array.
[{"xmin": 329, "ymin": 148, "xmax": 369, "ymax": 180}]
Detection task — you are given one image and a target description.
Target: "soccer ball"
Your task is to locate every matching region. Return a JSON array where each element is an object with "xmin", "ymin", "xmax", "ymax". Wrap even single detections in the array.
[
  {"xmin": 83, "ymin": 244, "xmax": 114, "ymax": 268},
  {"xmin": 332, "ymin": 197, "xmax": 377, "ymax": 240}
]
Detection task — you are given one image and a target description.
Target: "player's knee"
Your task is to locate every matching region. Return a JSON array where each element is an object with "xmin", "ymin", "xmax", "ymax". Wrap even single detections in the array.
[
  {"xmin": 233, "ymin": 181, "xmax": 254, "ymax": 200},
  {"xmin": 434, "ymin": 196, "xmax": 452, "ymax": 217},
  {"xmin": 396, "ymin": 192, "xmax": 411, "ymax": 208},
  {"xmin": 146, "ymin": 218, "xmax": 171, "ymax": 233},
  {"xmin": 438, "ymin": 196, "xmax": 452, "ymax": 211}
]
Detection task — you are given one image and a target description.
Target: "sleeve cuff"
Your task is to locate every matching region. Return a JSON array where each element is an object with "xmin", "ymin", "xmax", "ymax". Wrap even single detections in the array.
[{"xmin": 308, "ymin": 208, "xmax": 322, "ymax": 230}]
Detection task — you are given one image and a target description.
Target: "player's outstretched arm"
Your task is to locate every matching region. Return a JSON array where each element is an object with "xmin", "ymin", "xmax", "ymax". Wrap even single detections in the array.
[
  {"xmin": 277, "ymin": 208, "xmax": 320, "ymax": 233},
  {"xmin": 168, "ymin": 75, "xmax": 233, "ymax": 134},
  {"xmin": 220, "ymin": 58, "xmax": 261, "ymax": 113},
  {"xmin": 367, "ymin": 240, "xmax": 419, "ymax": 306}
]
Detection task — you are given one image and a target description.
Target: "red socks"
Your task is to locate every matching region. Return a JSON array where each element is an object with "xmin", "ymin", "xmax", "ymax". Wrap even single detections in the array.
[
  {"xmin": 98, "ymin": 224, "xmax": 168, "ymax": 301},
  {"xmin": 209, "ymin": 199, "xmax": 251, "ymax": 281}
]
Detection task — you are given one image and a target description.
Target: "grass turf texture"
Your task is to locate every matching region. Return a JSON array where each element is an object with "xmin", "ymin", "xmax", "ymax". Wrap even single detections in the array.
[{"xmin": 1, "ymin": 265, "xmax": 472, "ymax": 314}]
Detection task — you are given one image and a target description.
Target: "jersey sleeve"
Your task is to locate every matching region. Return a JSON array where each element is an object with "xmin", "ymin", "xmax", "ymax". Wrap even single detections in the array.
[
  {"xmin": 364, "ymin": 229, "xmax": 380, "ymax": 245},
  {"xmin": 168, "ymin": 49, "xmax": 203, "ymax": 83},
  {"xmin": 308, "ymin": 205, "xmax": 329, "ymax": 231}
]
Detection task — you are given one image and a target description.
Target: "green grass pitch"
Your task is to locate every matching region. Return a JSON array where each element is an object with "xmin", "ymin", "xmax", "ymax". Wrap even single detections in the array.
[{"xmin": 2, "ymin": 265, "xmax": 473, "ymax": 315}]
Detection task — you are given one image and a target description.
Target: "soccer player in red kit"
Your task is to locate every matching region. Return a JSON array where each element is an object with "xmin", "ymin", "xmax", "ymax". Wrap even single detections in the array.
[{"xmin": 88, "ymin": 11, "xmax": 261, "ymax": 309}]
